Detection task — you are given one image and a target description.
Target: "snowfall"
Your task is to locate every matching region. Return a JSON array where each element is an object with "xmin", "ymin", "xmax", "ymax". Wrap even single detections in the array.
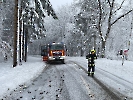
[{"xmin": 0, "ymin": 55, "xmax": 133, "ymax": 99}]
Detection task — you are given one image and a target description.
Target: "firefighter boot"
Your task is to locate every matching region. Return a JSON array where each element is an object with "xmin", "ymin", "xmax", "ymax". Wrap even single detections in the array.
[
  {"xmin": 91, "ymin": 72, "xmax": 94, "ymax": 77},
  {"xmin": 88, "ymin": 72, "xmax": 90, "ymax": 76}
]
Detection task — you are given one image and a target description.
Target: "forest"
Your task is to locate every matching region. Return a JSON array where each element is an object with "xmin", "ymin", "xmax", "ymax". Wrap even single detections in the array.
[{"xmin": 0, "ymin": 0, "xmax": 133, "ymax": 65}]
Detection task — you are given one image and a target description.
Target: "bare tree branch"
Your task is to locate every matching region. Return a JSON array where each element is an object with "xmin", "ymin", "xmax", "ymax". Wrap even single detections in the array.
[
  {"xmin": 107, "ymin": 0, "xmax": 111, "ymax": 7},
  {"xmin": 113, "ymin": 0, "xmax": 126, "ymax": 14},
  {"xmin": 112, "ymin": 0, "xmax": 115, "ymax": 7},
  {"xmin": 105, "ymin": 0, "xmax": 115, "ymax": 40},
  {"xmin": 111, "ymin": 9, "xmax": 133, "ymax": 26}
]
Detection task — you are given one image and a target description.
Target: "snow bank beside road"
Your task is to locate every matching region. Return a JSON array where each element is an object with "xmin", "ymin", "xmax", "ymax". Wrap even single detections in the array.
[{"xmin": 0, "ymin": 56, "xmax": 45, "ymax": 98}]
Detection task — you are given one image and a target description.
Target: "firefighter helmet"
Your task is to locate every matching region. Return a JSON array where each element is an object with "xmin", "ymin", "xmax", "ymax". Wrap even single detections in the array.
[{"xmin": 91, "ymin": 49, "xmax": 95, "ymax": 53}]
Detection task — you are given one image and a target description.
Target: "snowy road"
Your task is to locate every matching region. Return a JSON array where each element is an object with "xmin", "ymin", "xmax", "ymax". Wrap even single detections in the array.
[{"xmin": 3, "ymin": 60, "xmax": 125, "ymax": 100}]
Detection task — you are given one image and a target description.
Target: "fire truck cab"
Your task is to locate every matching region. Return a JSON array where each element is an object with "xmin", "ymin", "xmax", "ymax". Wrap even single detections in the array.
[{"xmin": 41, "ymin": 42, "xmax": 66, "ymax": 63}]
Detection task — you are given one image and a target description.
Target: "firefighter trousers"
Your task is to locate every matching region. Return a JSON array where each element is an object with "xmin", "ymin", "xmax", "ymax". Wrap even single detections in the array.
[{"xmin": 88, "ymin": 64, "xmax": 95, "ymax": 75}]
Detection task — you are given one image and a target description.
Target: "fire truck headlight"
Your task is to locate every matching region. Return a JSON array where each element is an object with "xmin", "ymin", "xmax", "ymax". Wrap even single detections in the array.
[{"xmin": 49, "ymin": 56, "xmax": 54, "ymax": 60}]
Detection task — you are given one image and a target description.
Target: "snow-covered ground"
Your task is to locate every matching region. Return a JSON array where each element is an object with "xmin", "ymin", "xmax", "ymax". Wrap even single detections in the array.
[
  {"xmin": 0, "ymin": 56, "xmax": 45, "ymax": 99},
  {"xmin": 68, "ymin": 57, "xmax": 133, "ymax": 99},
  {"xmin": 0, "ymin": 56, "xmax": 133, "ymax": 99}
]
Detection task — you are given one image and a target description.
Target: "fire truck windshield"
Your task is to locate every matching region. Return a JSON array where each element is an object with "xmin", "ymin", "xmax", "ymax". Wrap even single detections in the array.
[{"xmin": 49, "ymin": 44, "xmax": 64, "ymax": 50}]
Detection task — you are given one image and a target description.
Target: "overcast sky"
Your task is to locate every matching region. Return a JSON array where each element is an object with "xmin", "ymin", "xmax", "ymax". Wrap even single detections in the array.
[{"xmin": 49, "ymin": 0, "xmax": 73, "ymax": 10}]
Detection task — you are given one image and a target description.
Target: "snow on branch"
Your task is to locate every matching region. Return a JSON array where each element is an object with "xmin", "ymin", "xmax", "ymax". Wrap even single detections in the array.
[
  {"xmin": 0, "ymin": 39, "xmax": 13, "ymax": 61},
  {"xmin": 111, "ymin": 9, "xmax": 133, "ymax": 26}
]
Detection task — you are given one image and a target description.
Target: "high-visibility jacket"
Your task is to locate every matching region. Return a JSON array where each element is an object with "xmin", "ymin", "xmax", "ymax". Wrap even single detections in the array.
[{"xmin": 86, "ymin": 53, "xmax": 97, "ymax": 64}]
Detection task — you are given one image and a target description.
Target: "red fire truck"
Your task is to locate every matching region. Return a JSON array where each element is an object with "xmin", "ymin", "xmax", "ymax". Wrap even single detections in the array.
[{"xmin": 41, "ymin": 42, "xmax": 66, "ymax": 63}]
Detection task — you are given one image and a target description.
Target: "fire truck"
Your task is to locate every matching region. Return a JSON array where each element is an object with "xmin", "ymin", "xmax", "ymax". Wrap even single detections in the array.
[{"xmin": 41, "ymin": 42, "xmax": 66, "ymax": 63}]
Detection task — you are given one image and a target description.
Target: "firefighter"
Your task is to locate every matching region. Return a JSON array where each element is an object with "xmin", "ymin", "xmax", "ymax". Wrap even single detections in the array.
[{"xmin": 86, "ymin": 49, "xmax": 97, "ymax": 77}]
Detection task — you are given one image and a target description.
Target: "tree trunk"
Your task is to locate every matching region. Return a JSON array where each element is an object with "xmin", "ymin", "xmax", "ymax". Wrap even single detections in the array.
[
  {"xmin": 80, "ymin": 48, "xmax": 84, "ymax": 56},
  {"xmin": 19, "ymin": 5, "xmax": 22, "ymax": 64},
  {"xmin": 97, "ymin": 47, "xmax": 100, "ymax": 57},
  {"xmin": 94, "ymin": 35, "xmax": 96, "ymax": 50},
  {"xmin": 19, "ymin": 24, "xmax": 22, "ymax": 63},
  {"xmin": 22, "ymin": 24, "xmax": 25, "ymax": 60},
  {"xmin": 101, "ymin": 40, "xmax": 106, "ymax": 58},
  {"xmin": 24, "ymin": 27, "xmax": 28, "ymax": 62},
  {"xmin": 13, "ymin": 0, "xmax": 18, "ymax": 67}
]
